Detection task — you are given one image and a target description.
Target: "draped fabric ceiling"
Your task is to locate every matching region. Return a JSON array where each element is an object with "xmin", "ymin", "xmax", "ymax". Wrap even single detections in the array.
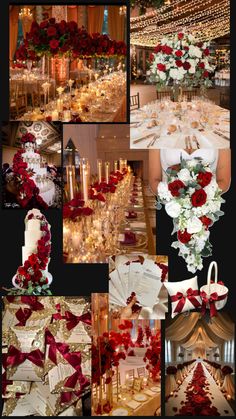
[
  {"xmin": 9, "ymin": 5, "xmax": 125, "ymax": 62},
  {"xmin": 166, "ymin": 313, "xmax": 234, "ymax": 350}
]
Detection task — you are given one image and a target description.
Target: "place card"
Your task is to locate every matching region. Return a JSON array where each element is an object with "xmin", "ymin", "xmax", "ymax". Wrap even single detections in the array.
[
  {"xmin": 135, "ymin": 276, "xmax": 162, "ymax": 307},
  {"xmin": 133, "ymin": 377, "xmax": 143, "ymax": 392}
]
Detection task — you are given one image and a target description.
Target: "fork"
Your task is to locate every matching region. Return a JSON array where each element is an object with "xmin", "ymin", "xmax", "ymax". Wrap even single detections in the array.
[{"xmin": 147, "ymin": 135, "xmax": 159, "ymax": 148}]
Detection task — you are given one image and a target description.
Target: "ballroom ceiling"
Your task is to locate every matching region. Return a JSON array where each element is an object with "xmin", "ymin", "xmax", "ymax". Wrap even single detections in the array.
[{"xmin": 1, "ymin": 122, "xmax": 62, "ymax": 154}]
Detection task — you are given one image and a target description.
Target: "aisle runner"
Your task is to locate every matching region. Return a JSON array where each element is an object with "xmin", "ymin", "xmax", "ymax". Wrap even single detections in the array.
[{"xmin": 166, "ymin": 361, "xmax": 234, "ymax": 416}]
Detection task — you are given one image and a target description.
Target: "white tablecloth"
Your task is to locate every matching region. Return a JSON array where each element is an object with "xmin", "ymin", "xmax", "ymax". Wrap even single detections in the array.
[{"xmin": 130, "ymin": 101, "xmax": 230, "ymax": 149}]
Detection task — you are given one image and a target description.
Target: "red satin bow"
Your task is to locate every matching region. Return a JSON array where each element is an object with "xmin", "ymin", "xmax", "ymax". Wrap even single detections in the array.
[
  {"xmin": 200, "ymin": 291, "xmax": 227, "ymax": 317},
  {"xmin": 45, "ymin": 330, "xmax": 70, "ymax": 365},
  {"xmin": 21, "ymin": 296, "xmax": 44, "ymax": 311},
  {"xmin": 7, "ymin": 345, "xmax": 44, "ymax": 368},
  {"xmin": 65, "ymin": 311, "xmax": 91, "ymax": 331},
  {"xmin": 171, "ymin": 288, "xmax": 201, "ymax": 313},
  {"xmin": 15, "ymin": 308, "xmax": 32, "ymax": 326}
]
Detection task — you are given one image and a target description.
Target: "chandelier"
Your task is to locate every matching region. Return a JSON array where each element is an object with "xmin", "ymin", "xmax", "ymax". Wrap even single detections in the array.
[
  {"xmin": 19, "ymin": 7, "xmax": 33, "ymax": 21},
  {"xmin": 119, "ymin": 5, "xmax": 127, "ymax": 16}
]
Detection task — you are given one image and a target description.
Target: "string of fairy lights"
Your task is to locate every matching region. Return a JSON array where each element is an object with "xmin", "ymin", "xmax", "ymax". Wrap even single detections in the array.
[{"xmin": 130, "ymin": 0, "xmax": 230, "ymax": 47}]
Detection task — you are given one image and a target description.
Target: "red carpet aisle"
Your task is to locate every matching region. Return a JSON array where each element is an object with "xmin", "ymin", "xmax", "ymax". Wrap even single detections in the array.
[{"xmin": 165, "ymin": 360, "xmax": 234, "ymax": 416}]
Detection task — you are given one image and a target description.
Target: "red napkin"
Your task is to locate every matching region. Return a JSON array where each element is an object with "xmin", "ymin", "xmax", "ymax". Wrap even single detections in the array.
[
  {"xmin": 126, "ymin": 211, "xmax": 137, "ymax": 219},
  {"xmin": 121, "ymin": 231, "xmax": 137, "ymax": 245}
]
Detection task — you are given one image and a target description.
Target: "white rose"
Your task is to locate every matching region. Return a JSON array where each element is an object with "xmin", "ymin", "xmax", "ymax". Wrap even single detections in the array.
[
  {"xmin": 170, "ymin": 68, "xmax": 178, "ymax": 79},
  {"xmin": 165, "ymin": 201, "xmax": 182, "ymax": 218},
  {"xmin": 189, "ymin": 66, "xmax": 196, "ymax": 74},
  {"xmin": 186, "ymin": 216, "xmax": 203, "ymax": 234},
  {"xmin": 157, "ymin": 182, "xmax": 172, "ymax": 201},
  {"xmin": 159, "ymin": 71, "xmax": 167, "ymax": 81},
  {"xmin": 177, "ymin": 168, "xmax": 192, "ymax": 182}
]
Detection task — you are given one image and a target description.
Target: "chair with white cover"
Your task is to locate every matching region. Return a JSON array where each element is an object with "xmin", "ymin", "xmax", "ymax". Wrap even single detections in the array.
[{"xmin": 137, "ymin": 367, "xmax": 146, "ymax": 378}]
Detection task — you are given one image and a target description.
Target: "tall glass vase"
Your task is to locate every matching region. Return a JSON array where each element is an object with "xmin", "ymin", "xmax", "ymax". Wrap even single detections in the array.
[
  {"xmin": 26, "ymin": 60, "xmax": 32, "ymax": 72},
  {"xmin": 171, "ymin": 82, "xmax": 183, "ymax": 102}
]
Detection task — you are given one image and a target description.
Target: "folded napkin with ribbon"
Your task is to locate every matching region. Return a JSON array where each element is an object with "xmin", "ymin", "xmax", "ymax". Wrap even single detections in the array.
[{"xmin": 119, "ymin": 231, "xmax": 137, "ymax": 245}]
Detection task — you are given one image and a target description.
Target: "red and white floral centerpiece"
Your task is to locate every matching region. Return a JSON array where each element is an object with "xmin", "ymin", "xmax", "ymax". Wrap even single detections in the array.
[{"xmin": 149, "ymin": 32, "xmax": 215, "ymax": 99}]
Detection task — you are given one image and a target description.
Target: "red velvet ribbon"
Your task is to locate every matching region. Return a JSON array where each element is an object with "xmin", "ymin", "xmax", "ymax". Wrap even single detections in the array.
[
  {"xmin": 200, "ymin": 291, "xmax": 227, "ymax": 317},
  {"xmin": 15, "ymin": 308, "xmax": 32, "ymax": 326},
  {"xmin": 171, "ymin": 288, "xmax": 201, "ymax": 313},
  {"xmin": 45, "ymin": 330, "xmax": 70, "ymax": 365},
  {"xmin": 7, "ymin": 345, "xmax": 44, "ymax": 368},
  {"xmin": 21, "ymin": 296, "xmax": 44, "ymax": 311},
  {"xmin": 64, "ymin": 311, "xmax": 91, "ymax": 331}
]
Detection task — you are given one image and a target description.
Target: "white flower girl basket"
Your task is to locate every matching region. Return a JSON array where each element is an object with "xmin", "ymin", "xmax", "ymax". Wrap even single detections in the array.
[{"xmin": 200, "ymin": 261, "xmax": 228, "ymax": 316}]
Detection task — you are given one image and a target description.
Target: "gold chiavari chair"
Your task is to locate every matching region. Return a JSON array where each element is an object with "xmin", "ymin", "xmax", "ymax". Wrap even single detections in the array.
[
  {"xmin": 126, "ymin": 369, "xmax": 135, "ymax": 380},
  {"xmin": 10, "ymin": 79, "xmax": 27, "ymax": 118},
  {"xmin": 130, "ymin": 92, "xmax": 140, "ymax": 111},
  {"xmin": 156, "ymin": 89, "xmax": 171, "ymax": 101},
  {"xmin": 183, "ymin": 88, "xmax": 199, "ymax": 102}
]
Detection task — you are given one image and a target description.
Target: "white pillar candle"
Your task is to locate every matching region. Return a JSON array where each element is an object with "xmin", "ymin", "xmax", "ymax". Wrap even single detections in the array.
[
  {"xmin": 69, "ymin": 168, "xmax": 74, "ymax": 200},
  {"xmin": 104, "ymin": 161, "xmax": 110, "ymax": 184},
  {"xmin": 97, "ymin": 159, "xmax": 102, "ymax": 183},
  {"xmin": 57, "ymin": 99, "xmax": 63, "ymax": 112},
  {"xmin": 114, "ymin": 160, "xmax": 118, "ymax": 172},
  {"xmin": 63, "ymin": 110, "xmax": 71, "ymax": 122},
  {"xmin": 82, "ymin": 165, "xmax": 88, "ymax": 203},
  {"xmin": 51, "ymin": 110, "xmax": 59, "ymax": 121}
]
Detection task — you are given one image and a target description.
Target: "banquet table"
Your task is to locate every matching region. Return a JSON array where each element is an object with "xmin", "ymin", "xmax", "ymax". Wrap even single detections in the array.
[
  {"xmin": 18, "ymin": 71, "xmax": 127, "ymax": 122},
  {"xmin": 165, "ymin": 361, "xmax": 234, "ymax": 416},
  {"xmin": 130, "ymin": 99, "xmax": 230, "ymax": 149},
  {"xmin": 63, "ymin": 176, "xmax": 155, "ymax": 263}
]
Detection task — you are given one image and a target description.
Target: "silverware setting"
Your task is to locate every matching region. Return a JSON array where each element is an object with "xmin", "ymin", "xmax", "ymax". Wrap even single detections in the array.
[
  {"xmin": 133, "ymin": 133, "xmax": 156, "ymax": 144},
  {"xmin": 213, "ymin": 130, "xmax": 229, "ymax": 141},
  {"xmin": 185, "ymin": 135, "xmax": 200, "ymax": 149},
  {"xmin": 147, "ymin": 135, "xmax": 159, "ymax": 148}
]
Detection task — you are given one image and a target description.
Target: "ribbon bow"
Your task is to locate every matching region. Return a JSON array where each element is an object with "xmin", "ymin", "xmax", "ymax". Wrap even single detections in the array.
[
  {"xmin": 64, "ymin": 311, "xmax": 91, "ymax": 331},
  {"xmin": 45, "ymin": 330, "xmax": 70, "ymax": 365},
  {"xmin": 7, "ymin": 345, "xmax": 44, "ymax": 368},
  {"xmin": 15, "ymin": 308, "xmax": 32, "ymax": 326},
  {"xmin": 60, "ymin": 353, "xmax": 90, "ymax": 405},
  {"xmin": 200, "ymin": 291, "xmax": 227, "ymax": 317},
  {"xmin": 171, "ymin": 288, "xmax": 201, "ymax": 313},
  {"xmin": 21, "ymin": 296, "xmax": 44, "ymax": 311}
]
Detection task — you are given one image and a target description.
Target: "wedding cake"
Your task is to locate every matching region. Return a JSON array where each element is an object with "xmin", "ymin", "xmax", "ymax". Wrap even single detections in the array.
[
  {"xmin": 12, "ymin": 208, "xmax": 52, "ymax": 291},
  {"xmin": 20, "ymin": 133, "xmax": 55, "ymax": 206}
]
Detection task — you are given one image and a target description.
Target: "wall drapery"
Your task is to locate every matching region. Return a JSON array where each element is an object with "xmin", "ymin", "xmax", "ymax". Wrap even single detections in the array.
[
  {"xmin": 87, "ymin": 6, "xmax": 105, "ymax": 35},
  {"xmin": 108, "ymin": 6, "xmax": 125, "ymax": 41},
  {"xmin": 9, "ymin": 6, "xmax": 19, "ymax": 62}
]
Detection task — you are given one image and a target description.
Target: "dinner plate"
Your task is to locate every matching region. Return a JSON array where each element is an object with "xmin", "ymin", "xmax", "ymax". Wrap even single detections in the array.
[
  {"xmin": 133, "ymin": 393, "xmax": 148, "ymax": 402},
  {"xmin": 119, "ymin": 231, "xmax": 147, "ymax": 249},
  {"xmin": 150, "ymin": 386, "xmax": 161, "ymax": 392},
  {"xmin": 110, "ymin": 407, "xmax": 130, "ymax": 416}
]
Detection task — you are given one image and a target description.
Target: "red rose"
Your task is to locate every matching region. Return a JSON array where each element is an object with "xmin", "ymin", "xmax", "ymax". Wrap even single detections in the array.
[
  {"xmin": 154, "ymin": 44, "xmax": 162, "ymax": 53},
  {"xmin": 199, "ymin": 216, "xmax": 212, "ymax": 229},
  {"xmin": 157, "ymin": 63, "xmax": 166, "ymax": 72},
  {"xmin": 183, "ymin": 61, "xmax": 191, "ymax": 70},
  {"xmin": 176, "ymin": 60, "xmax": 183, "ymax": 67},
  {"xmin": 177, "ymin": 229, "xmax": 192, "ymax": 244},
  {"xmin": 82, "ymin": 207, "xmax": 93, "ymax": 216},
  {"xmin": 49, "ymin": 18, "xmax": 56, "ymax": 25},
  {"xmin": 198, "ymin": 62, "xmax": 205, "ymax": 69},
  {"xmin": 63, "ymin": 206, "xmax": 72, "ymax": 219},
  {"xmin": 175, "ymin": 49, "xmax": 183, "ymax": 57},
  {"xmin": 162, "ymin": 45, "xmax": 173, "ymax": 54},
  {"xmin": 203, "ymin": 48, "xmax": 210, "ymax": 56},
  {"xmin": 168, "ymin": 180, "xmax": 185, "ymax": 197},
  {"xmin": 191, "ymin": 189, "xmax": 207, "ymax": 207},
  {"xmin": 47, "ymin": 26, "xmax": 57, "ymax": 37},
  {"xmin": 150, "ymin": 53, "xmax": 154, "ymax": 61},
  {"xmin": 49, "ymin": 39, "xmax": 59, "ymax": 50},
  {"xmin": 69, "ymin": 198, "xmax": 84, "ymax": 208},
  {"xmin": 197, "ymin": 42, "xmax": 203, "ymax": 48},
  {"xmin": 178, "ymin": 33, "xmax": 184, "ymax": 40},
  {"xmin": 197, "ymin": 171, "xmax": 213, "ymax": 187},
  {"xmin": 184, "ymin": 46, "xmax": 189, "ymax": 51},
  {"xmin": 203, "ymin": 70, "xmax": 209, "ymax": 78}
]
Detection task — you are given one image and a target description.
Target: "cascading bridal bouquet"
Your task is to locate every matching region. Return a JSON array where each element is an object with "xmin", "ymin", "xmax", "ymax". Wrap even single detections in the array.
[{"xmin": 157, "ymin": 158, "xmax": 225, "ymax": 273}]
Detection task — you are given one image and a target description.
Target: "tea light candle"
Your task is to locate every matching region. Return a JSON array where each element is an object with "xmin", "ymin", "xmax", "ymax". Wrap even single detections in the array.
[
  {"xmin": 51, "ymin": 110, "xmax": 59, "ymax": 121},
  {"xmin": 63, "ymin": 110, "xmax": 71, "ymax": 122},
  {"xmin": 97, "ymin": 159, "xmax": 102, "ymax": 183},
  {"xmin": 104, "ymin": 161, "xmax": 110, "ymax": 184}
]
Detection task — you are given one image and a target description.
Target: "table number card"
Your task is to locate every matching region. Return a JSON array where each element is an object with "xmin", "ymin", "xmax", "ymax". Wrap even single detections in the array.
[{"xmin": 133, "ymin": 377, "xmax": 143, "ymax": 392}]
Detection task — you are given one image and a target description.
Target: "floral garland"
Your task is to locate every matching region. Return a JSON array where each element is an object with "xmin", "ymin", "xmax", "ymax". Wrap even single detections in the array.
[
  {"xmin": 157, "ymin": 158, "xmax": 225, "ymax": 273},
  {"xmin": 143, "ymin": 332, "xmax": 161, "ymax": 381},
  {"xmin": 135, "ymin": 326, "xmax": 144, "ymax": 347},
  {"xmin": 12, "ymin": 134, "xmax": 48, "ymax": 209},
  {"xmin": 149, "ymin": 32, "xmax": 215, "ymax": 88},
  {"xmin": 14, "ymin": 212, "xmax": 52, "ymax": 295},
  {"xmin": 16, "ymin": 15, "xmax": 127, "ymax": 61}
]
